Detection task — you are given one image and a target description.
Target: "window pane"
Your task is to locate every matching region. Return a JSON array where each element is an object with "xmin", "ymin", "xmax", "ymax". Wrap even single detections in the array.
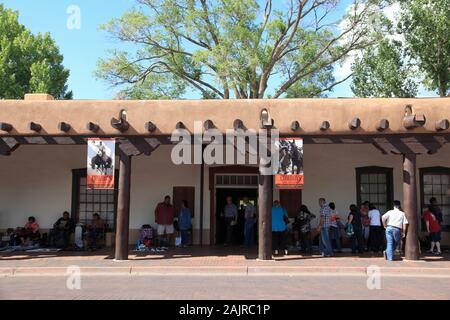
[
  {"xmin": 442, "ymin": 196, "xmax": 450, "ymax": 205},
  {"xmin": 378, "ymin": 174, "xmax": 386, "ymax": 183},
  {"xmin": 369, "ymin": 174, "xmax": 378, "ymax": 183},
  {"xmin": 216, "ymin": 175, "xmax": 223, "ymax": 185},
  {"xmin": 433, "ymin": 185, "xmax": 442, "ymax": 195},
  {"xmin": 360, "ymin": 184, "xmax": 370, "ymax": 193},
  {"xmin": 423, "ymin": 184, "xmax": 433, "ymax": 195},
  {"xmin": 378, "ymin": 184, "xmax": 387, "ymax": 193},
  {"xmin": 424, "ymin": 175, "xmax": 433, "ymax": 184},
  {"xmin": 370, "ymin": 194, "xmax": 378, "ymax": 203},
  {"xmin": 441, "ymin": 175, "xmax": 449, "ymax": 184},
  {"xmin": 432, "ymin": 175, "xmax": 441, "ymax": 184},
  {"xmin": 369, "ymin": 184, "xmax": 378, "ymax": 194}
]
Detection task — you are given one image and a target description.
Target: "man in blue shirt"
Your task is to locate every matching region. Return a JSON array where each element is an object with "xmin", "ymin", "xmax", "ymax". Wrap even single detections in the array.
[{"xmin": 178, "ymin": 200, "xmax": 192, "ymax": 247}]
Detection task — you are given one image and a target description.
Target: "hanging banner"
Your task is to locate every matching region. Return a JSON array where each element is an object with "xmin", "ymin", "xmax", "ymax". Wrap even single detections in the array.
[
  {"xmin": 87, "ymin": 138, "xmax": 115, "ymax": 189},
  {"xmin": 275, "ymin": 137, "xmax": 304, "ymax": 189}
]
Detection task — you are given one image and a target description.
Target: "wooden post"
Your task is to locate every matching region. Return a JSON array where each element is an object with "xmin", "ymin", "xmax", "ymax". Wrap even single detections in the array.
[
  {"xmin": 115, "ymin": 152, "xmax": 132, "ymax": 261},
  {"xmin": 403, "ymin": 153, "xmax": 420, "ymax": 260},
  {"xmin": 199, "ymin": 145, "xmax": 205, "ymax": 247},
  {"xmin": 258, "ymin": 129, "xmax": 273, "ymax": 260}
]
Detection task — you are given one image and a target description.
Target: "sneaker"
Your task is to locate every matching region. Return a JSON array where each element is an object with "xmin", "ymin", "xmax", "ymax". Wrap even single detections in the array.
[
  {"xmin": 274, "ymin": 250, "xmax": 279, "ymax": 255},
  {"xmin": 435, "ymin": 251, "xmax": 442, "ymax": 256},
  {"xmin": 383, "ymin": 250, "xmax": 387, "ymax": 260},
  {"xmin": 284, "ymin": 249, "xmax": 289, "ymax": 255}
]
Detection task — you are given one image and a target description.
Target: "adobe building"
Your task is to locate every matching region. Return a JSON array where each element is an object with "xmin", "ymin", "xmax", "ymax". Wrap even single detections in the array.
[{"xmin": 1, "ymin": 93, "xmax": 450, "ymax": 260}]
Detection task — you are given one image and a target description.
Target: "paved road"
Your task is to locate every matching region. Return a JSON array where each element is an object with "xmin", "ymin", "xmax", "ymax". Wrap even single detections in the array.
[{"xmin": 1, "ymin": 274, "xmax": 450, "ymax": 300}]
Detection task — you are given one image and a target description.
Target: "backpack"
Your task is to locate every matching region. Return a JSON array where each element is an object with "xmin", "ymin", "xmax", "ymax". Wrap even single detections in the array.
[{"xmin": 140, "ymin": 225, "xmax": 153, "ymax": 241}]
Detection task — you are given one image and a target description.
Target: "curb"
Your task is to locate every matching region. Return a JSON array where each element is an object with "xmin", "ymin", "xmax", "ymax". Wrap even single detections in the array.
[{"xmin": 2, "ymin": 266, "xmax": 450, "ymax": 277}]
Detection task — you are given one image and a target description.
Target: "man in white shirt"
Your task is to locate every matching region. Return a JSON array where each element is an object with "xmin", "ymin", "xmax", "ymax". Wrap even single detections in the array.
[
  {"xmin": 368, "ymin": 204, "xmax": 383, "ymax": 253},
  {"xmin": 382, "ymin": 200, "xmax": 409, "ymax": 261}
]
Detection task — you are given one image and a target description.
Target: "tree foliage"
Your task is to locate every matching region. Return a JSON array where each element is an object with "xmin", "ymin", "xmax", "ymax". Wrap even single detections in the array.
[
  {"xmin": 97, "ymin": 0, "xmax": 387, "ymax": 99},
  {"xmin": 351, "ymin": 39, "xmax": 418, "ymax": 97},
  {"xmin": 0, "ymin": 4, "xmax": 72, "ymax": 99},
  {"xmin": 398, "ymin": 0, "xmax": 450, "ymax": 97}
]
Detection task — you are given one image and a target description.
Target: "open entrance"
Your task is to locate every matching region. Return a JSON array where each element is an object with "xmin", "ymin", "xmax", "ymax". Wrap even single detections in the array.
[{"xmin": 215, "ymin": 187, "xmax": 258, "ymax": 245}]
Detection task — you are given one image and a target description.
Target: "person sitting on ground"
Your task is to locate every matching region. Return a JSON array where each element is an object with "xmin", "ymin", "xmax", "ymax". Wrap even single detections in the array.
[
  {"xmin": 423, "ymin": 205, "xmax": 442, "ymax": 255},
  {"xmin": 155, "ymin": 195, "xmax": 175, "ymax": 248},
  {"xmin": 49, "ymin": 211, "xmax": 75, "ymax": 248},
  {"xmin": 86, "ymin": 213, "xmax": 105, "ymax": 249},
  {"xmin": 178, "ymin": 200, "xmax": 192, "ymax": 247},
  {"xmin": 14, "ymin": 216, "xmax": 40, "ymax": 246}
]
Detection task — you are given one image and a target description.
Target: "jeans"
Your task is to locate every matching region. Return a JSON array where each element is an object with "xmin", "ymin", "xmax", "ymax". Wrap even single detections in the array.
[
  {"xmin": 180, "ymin": 229, "xmax": 189, "ymax": 245},
  {"xmin": 385, "ymin": 226, "xmax": 401, "ymax": 261},
  {"xmin": 319, "ymin": 227, "xmax": 333, "ymax": 256},
  {"xmin": 244, "ymin": 219, "xmax": 255, "ymax": 248},
  {"xmin": 351, "ymin": 228, "xmax": 364, "ymax": 253},
  {"xmin": 329, "ymin": 226, "xmax": 341, "ymax": 251}
]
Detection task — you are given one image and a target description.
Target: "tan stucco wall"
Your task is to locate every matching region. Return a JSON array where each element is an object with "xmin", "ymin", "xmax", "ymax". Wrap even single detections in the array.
[{"xmin": 1, "ymin": 142, "xmax": 450, "ymax": 245}]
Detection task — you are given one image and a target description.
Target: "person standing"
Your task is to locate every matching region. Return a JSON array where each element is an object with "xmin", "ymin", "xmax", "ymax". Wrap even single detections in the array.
[
  {"xmin": 360, "ymin": 201, "xmax": 370, "ymax": 251},
  {"xmin": 155, "ymin": 195, "xmax": 175, "ymax": 248},
  {"xmin": 272, "ymin": 200, "xmax": 288, "ymax": 255},
  {"xmin": 382, "ymin": 200, "xmax": 408, "ymax": 261},
  {"xmin": 317, "ymin": 198, "xmax": 333, "ymax": 257},
  {"xmin": 368, "ymin": 203, "xmax": 383, "ymax": 253},
  {"xmin": 178, "ymin": 200, "xmax": 192, "ymax": 247},
  {"xmin": 294, "ymin": 205, "xmax": 315, "ymax": 254},
  {"xmin": 423, "ymin": 205, "xmax": 442, "ymax": 255},
  {"xmin": 221, "ymin": 196, "xmax": 238, "ymax": 246},
  {"xmin": 347, "ymin": 204, "xmax": 364, "ymax": 254},
  {"xmin": 429, "ymin": 197, "xmax": 443, "ymax": 224},
  {"xmin": 328, "ymin": 202, "xmax": 342, "ymax": 253},
  {"xmin": 243, "ymin": 197, "xmax": 256, "ymax": 249}
]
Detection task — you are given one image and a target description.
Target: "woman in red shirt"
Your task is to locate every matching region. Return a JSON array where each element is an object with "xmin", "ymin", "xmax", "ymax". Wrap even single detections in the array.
[{"xmin": 423, "ymin": 205, "xmax": 441, "ymax": 255}]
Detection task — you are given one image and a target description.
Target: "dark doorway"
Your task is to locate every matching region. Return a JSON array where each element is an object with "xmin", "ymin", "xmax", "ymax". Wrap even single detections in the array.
[{"xmin": 215, "ymin": 188, "xmax": 257, "ymax": 245}]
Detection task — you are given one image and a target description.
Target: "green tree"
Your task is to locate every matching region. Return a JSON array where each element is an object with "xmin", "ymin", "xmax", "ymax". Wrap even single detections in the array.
[
  {"xmin": 97, "ymin": 0, "xmax": 387, "ymax": 99},
  {"xmin": 0, "ymin": 4, "xmax": 72, "ymax": 99},
  {"xmin": 398, "ymin": 0, "xmax": 450, "ymax": 97},
  {"xmin": 351, "ymin": 39, "xmax": 418, "ymax": 97}
]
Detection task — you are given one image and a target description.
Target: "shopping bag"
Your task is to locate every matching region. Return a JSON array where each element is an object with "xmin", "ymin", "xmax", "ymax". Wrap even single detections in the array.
[{"xmin": 175, "ymin": 236, "xmax": 182, "ymax": 247}]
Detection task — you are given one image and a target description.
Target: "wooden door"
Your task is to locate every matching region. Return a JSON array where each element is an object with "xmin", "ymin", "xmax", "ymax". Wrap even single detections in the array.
[
  {"xmin": 279, "ymin": 189, "xmax": 302, "ymax": 218},
  {"xmin": 173, "ymin": 186, "xmax": 195, "ymax": 217}
]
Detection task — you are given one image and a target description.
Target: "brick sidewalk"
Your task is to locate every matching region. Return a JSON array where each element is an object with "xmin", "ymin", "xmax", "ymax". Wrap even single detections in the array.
[{"xmin": 1, "ymin": 246, "xmax": 449, "ymax": 276}]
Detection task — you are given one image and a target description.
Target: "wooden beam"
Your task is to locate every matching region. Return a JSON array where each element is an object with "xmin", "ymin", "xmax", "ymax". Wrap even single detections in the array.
[
  {"xmin": 28, "ymin": 122, "xmax": 42, "ymax": 132},
  {"xmin": 403, "ymin": 153, "xmax": 420, "ymax": 260},
  {"xmin": 349, "ymin": 117, "xmax": 361, "ymax": 130},
  {"xmin": 58, "ymin": 122, "xmax": 71, "ymax": 132},
  {"xmin": 435, "ymin": 119, "xmax": 449, "ymax": 131},
  {"xmin": 203, "ymin": 120, "xmax": 215, "ymax": 130},
  {"xmin": 115, "ymin": 151, "xmax": 132, "ymax": 261},
  {"xmin": 290, "ymin": 121, "xmax": 300, "ymax": 131},
  {"xmin": 320, "ymin": 121, "xmax": 330, "ymax": 131},
  {"xmin": 0, "ymin": 122, "xmax": 13, "ymax": 132},
  {"xmin": 403, "ymin": 114, "xmax": 426, "ymax": 129},
  {"xmin": 376, "ymin": 119, "xmax": 389, "ymax": 131},
  {"xmin": 145, "ymin": 121, "xmax": 156, "ymax": 133},
  {"xmin": 86, "ymin": 122, "xmax": 100, "ymax": 133}
]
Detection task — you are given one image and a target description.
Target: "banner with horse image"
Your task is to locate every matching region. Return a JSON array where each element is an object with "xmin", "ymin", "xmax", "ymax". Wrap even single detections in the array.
[
  {"xmin": 87, "ymin": 138, "xmax": 115, "ymax": 189},
  {"xmin": 275, "ymin": 137, "xmax": 304, "ymax": 189}
]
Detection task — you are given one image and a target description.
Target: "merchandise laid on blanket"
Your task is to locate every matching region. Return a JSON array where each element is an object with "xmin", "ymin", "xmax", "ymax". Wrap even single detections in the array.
[{"xmin": 134, "ymin": 224, "xmax": 169, "ymax": 252}]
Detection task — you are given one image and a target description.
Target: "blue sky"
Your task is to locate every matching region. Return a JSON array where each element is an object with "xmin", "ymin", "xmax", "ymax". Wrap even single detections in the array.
[{"xmin": 1, "ymin": 0, "xmax": 372, "ymax": 99}]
